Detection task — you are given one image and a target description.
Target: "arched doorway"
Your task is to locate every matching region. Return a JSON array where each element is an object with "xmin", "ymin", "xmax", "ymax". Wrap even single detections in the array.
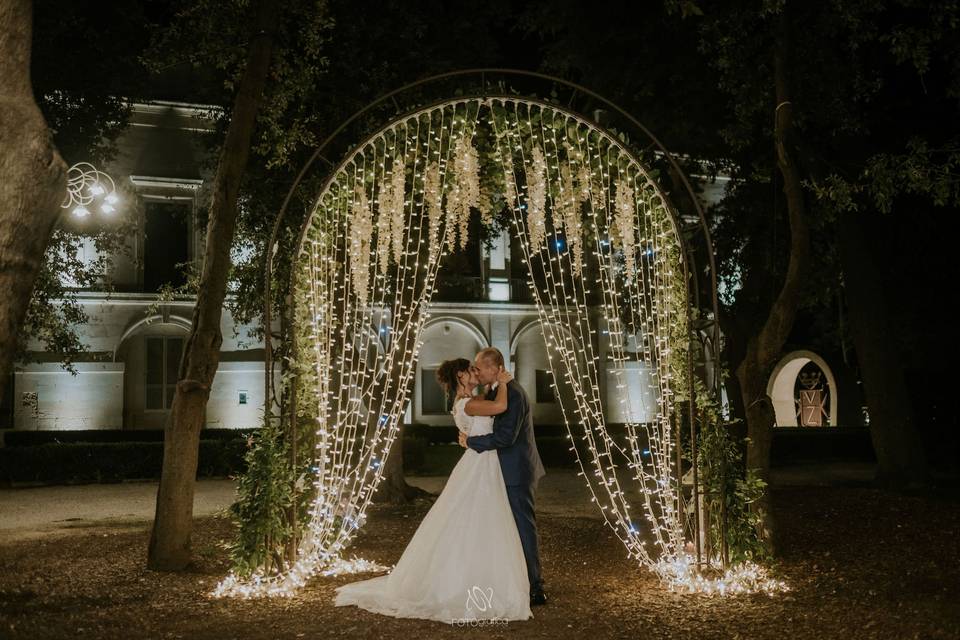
[
  {"xmin": 415, "ymin": 316, "xmax": 488, "ymax": 424},
  {"xmin": 767, "ymin": 350, "xmax": 839, "ymax": 427},
  {"xmin": 510, "ymin": 319, "xmax": 595, "ymax": 428},
  {"xmin": 115, "ymin": 314, "xmax": 191, "ymax": 429}
]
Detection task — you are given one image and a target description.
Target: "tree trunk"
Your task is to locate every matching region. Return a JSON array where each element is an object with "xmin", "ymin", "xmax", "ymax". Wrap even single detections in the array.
[
  {"xmin": 0, "ymin": 0, "xmax": 68, "ymax": 385},
  {"xmin": 372, "ymin": 329, "xmax": 431, "ymax": 505},
  {"xmin": 373, "ymin": 421, "xmax": 430, "ymax": 504},
  {"xmin": 147, "ymin": 0, "xmax": 280, "ymax": 571},
  {"xmin": 838, "ymin": 211, "xmax": 926, "ymax": 487},
  {"xmin": 369, "ymin": 260, "xmax": 433, "ymax": 506},
  {"xmin": 735, "ymin": 7, "xmax": 811, "ymax": 552}
]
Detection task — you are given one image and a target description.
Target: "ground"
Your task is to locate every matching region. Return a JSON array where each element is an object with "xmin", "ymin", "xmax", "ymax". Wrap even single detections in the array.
[{"xmin": 0, "ymin": 467, "xmax": 958, "ymax": 639}]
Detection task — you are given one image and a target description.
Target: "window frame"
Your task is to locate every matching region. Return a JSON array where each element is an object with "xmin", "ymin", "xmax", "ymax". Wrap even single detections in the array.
[
  {"xmin": 535, "ymin": 368, "xmax": 556, "ymax": 404},
  {"xmin": 420, "ymin": 367, "xmax": 453, "ymax": 416},
  {"xmin": 144, "ymin": 335, "xmax": 185, "ymax": 412}
]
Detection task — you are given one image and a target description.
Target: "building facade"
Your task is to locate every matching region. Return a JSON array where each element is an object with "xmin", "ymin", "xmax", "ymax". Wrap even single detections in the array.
[
  {"xmin": 7, "ymin": 100, "xmax": 851, "ymax": 435},
  {"xmin": 9, "ymin": 102, "xmax": 267, "ymax": 431}
]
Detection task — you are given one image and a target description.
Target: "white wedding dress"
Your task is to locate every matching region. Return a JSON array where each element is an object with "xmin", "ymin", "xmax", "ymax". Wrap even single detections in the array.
[{"xmin": 333, "ymin": 395, "xmax": 533, "ymax": 623}]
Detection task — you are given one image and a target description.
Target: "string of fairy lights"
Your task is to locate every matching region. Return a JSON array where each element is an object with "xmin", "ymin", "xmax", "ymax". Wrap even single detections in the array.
[
  {"xmin": 488, "ymin": 100, "xmax": 682, "ymax": 567},
  {"xmin": 212, "ymin": 97, "xmax": 787, "ymax": 599}
]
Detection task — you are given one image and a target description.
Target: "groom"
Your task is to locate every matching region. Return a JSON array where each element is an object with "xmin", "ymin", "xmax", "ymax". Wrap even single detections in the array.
[{"xmin": 458, "ymin": 347, "xmax": 548, "ymax": 607}]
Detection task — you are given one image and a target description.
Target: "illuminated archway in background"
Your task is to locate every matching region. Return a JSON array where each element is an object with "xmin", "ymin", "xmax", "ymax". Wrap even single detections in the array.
[{"xmin": 768, "ymin": 350, "xmax": 838, "ymax": 427}]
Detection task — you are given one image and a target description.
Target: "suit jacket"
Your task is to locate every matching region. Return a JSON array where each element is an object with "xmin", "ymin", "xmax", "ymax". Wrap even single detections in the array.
[{"xmin": 466, "ymin": 379, "xmax": 546, "ymax": 487}]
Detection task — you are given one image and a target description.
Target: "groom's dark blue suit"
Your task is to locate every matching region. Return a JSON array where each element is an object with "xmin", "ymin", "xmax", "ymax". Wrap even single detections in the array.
[{"xmin": 466, "ymin": 379, "xmax": 546, "ymax": 593}]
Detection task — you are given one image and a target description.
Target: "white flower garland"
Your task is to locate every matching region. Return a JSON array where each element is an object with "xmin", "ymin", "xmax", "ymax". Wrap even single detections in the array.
[
  {"xmin": 503, "ymin": 164, "xmax": 518, "ymax": 212},
  {"xmin": 389, "ymin": 166, "xmax": 406, "ymax": 265},
  {"xmin": 375, "ymin": 178, "xmax": 394, "ymax": 275},
  {"xmin": 479, "ymin": 181, "xmax": 497, "ymax": 229},
  {"xmin": 613, "ymin": 180, "xmax": 637, "ymax": 280},
  {"xmin": 446, "ymin": 135, "xmax": 480, "ymax": 251},
  {"xmin": 349, "ymin": 183, "xmax": 373, "ymax": 304},
  {"xmin": 526, "ymin": 145, "xmax": 548, "ymax": 252},
  {"xmin": 558, "ymin": 161, "xmax": 585, "ymax": 276},
  {"xmin": 374, "ymin": 161, "xmax": 407, "ymax": 274},
  {"xmin": 424, "ymin": 160, "xmax": 443, "ymax": 258}
]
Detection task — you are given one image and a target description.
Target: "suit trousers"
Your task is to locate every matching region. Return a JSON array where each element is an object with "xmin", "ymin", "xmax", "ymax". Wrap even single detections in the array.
[{"xmin": 505, "ymin": 480, "xmax": 543, "ymax": 592}]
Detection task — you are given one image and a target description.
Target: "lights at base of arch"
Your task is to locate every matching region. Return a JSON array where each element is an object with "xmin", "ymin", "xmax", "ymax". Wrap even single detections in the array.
[
  {"xmin": 655, "ymin": 554, "xmax": 790, "ymax": 596},
  {"xmin": 210, "ymin": 556, "xmax": 391, "ymax": 599},
  {"xmin": 320, "ymin": 556, "xmax": 390, "ymax": 577}
]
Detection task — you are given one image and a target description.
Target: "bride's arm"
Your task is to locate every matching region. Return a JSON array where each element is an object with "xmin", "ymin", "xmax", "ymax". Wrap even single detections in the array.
[
  {"xmin": 466, "ymin": 384, "xmax": 524, "ymax": 451},
  {"xmin": 464, "ymin": 379, "xmax": 509, "ymax": 416}
]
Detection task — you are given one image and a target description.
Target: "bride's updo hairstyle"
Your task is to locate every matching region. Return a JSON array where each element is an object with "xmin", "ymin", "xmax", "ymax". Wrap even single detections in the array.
[{"xmin": 435, "ymin": 358, "xmax": 471, "ymax": 408}]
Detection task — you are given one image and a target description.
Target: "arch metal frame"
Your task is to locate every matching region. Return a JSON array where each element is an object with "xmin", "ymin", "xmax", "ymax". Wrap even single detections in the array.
[{"xmin": 264, "ymin": 70, "xmax": 723, "ymax": 568}]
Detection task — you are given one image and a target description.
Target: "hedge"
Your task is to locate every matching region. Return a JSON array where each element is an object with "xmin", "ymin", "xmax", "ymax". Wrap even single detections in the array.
[
  {"xmin": 0, "ymin": 426, "xmax": 870, "ymax": 486},
  {"xmin": 0, "ymin": 433, "xmax": 585, "ymax": 486}
]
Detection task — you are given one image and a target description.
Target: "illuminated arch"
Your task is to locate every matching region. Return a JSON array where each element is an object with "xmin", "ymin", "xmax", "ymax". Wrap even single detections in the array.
[{"xmin": 214, "ymin": 71, "xmax": 757, "ymax": 597}]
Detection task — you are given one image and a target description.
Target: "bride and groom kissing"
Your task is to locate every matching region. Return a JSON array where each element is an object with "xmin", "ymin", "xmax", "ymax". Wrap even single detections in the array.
[{"xmin": 334, "ymin": 347, "xmax": 548, "ymax": 624}]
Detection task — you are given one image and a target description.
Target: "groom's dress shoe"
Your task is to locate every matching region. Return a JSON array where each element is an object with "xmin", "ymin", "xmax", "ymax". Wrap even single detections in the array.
[{"xmin": 530, "ymin": 589, "xmax": 547, "ymax": 606}]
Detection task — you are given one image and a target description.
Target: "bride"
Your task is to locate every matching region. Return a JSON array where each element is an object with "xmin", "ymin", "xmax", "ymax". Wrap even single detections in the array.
[{"xmin": 333, "ymin": 358, "xmax": 533, "ymax": 624}]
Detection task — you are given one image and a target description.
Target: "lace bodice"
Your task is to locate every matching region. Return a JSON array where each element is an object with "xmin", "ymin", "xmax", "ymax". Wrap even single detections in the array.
[{"xmin": 453, "ymin": 396, "xmax": 494, "ymax": 437}]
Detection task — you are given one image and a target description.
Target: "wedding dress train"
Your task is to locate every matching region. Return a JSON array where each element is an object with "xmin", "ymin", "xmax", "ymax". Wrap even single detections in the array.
[{"xmin": 333, "ymin": 396, "xmax": 532, "ymax": 623}]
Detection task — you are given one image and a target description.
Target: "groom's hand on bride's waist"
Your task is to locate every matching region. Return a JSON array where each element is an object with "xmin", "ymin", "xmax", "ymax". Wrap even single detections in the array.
[{"xmin": 458, "ymin": 432, "xmax": 468, "ymax": 448}]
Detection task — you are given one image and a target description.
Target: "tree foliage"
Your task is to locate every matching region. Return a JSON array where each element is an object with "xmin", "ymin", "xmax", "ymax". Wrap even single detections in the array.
[
  {"xmin": 696, "ymin": 0, "xmax": 960, "ymax": 320},
  {"xmin": 692, "ymin": 374, "xmax": 771, "ymax": 565}
]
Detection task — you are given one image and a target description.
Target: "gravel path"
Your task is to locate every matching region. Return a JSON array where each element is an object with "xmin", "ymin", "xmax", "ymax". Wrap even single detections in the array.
[
  {"xmin": 0, "ymin": 463, "xmax": 878, "ymax": 543},
  {"xmin": 0, "ymin": 467, "xmax": 647, "ymax": 543}
]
